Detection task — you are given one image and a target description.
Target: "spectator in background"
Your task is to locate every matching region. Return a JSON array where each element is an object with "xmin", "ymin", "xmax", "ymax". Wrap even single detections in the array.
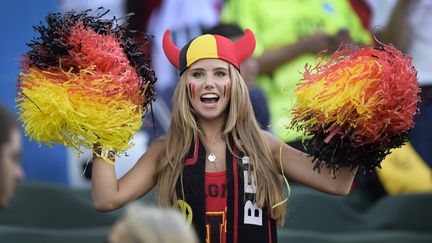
[
  {"xmin": 203, "ymin": 23, "xmax": 271, "ymax": 131},
  {"xmin": 108, "ymin": 203, "xmax": 198, "ymax": 243},
  {"xmin": 221, "ymin": 0, "xmax": 372, "ymax": 150},
  {"xmin": 0, "ymin": 104, "xmax": 24, "ymax": 210}
]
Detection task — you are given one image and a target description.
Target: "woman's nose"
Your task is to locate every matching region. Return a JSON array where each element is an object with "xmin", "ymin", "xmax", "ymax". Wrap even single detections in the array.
[{"xmin": 204, "ymin": 80, "xmax": 215, "ymax": 89}]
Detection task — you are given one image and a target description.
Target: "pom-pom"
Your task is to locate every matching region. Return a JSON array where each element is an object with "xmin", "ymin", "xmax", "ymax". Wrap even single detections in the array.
[
  {"xmin": 17, "ymin": 8, "xmax": 157, "ymax": 159},
  {"xmin": 290, "ymin": 44, "xmax": 420, "ymax": 173}
]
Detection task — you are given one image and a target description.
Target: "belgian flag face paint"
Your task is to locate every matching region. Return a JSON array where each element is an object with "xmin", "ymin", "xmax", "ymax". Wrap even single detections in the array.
[
  {"xmin": 188, "ymin": 83, "xmax": 196, "ymax": 100},
  {"xmin": 224, "ymin": 81, "xmax": 230, "ymax": 98}
]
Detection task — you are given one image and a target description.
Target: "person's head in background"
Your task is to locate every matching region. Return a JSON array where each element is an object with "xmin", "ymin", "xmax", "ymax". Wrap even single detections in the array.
[
  {"xmin": 0, "ymin": 104, "xmax": 24, "ymax": 210},
  {"xmin": 204, "ymin": 23, "xmax": 259, "ymax": 86},
  {"xmin": 109, "ymin": 203, "xmax": 198, "ymax": 243}
]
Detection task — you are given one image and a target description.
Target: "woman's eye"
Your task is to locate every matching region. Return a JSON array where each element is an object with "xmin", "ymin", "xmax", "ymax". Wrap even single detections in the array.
[
  {"xmin": 215, "ymin": 71, "xmax": 227, "ymax": 77},
  {"xmin": 192, "ymin": 72, "xmax": 203, "ymax": 78}
]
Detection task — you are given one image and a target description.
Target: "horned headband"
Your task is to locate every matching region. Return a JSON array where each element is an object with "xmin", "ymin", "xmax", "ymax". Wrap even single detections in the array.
[{"xmin": 162, "ymin": 29, "xmax": 256, "ymax": 74}]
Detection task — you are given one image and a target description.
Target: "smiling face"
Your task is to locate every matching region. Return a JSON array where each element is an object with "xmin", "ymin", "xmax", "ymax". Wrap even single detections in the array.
[{"xmin": 185, "ymin": 59, "xmax": 231, "ymax": 121}]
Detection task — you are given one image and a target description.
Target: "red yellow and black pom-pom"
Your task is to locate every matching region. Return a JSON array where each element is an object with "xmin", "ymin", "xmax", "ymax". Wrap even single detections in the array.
[
  {"xmin": 17, "ymin": 9, "xmax": 156, "ymax": 160},
  {"xmin": 291, "ymin": 43, "xmax": 420, "ymax": 173}
]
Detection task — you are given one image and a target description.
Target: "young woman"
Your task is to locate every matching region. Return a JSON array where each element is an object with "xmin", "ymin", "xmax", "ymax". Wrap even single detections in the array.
[{"xmin": 92, "ymin": 29, "xmax": 357, "ymax": 243}]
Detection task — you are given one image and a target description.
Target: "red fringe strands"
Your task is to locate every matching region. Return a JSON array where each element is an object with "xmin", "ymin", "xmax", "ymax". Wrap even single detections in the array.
[
  {"xmin": 291, "ymin": 44, "xmax": 420, "ymax": 173},
  {"xmin": 17, "ymin": 8, "xmax": 156, "ymax": 159}
]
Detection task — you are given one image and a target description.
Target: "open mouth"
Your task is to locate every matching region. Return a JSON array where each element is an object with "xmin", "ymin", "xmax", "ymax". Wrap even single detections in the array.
[{"xmin": 200, "ymin": 93, "xmax": 219, "ymax": 103}]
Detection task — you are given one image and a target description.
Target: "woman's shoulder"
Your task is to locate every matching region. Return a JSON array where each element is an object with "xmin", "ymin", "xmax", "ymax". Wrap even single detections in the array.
[
  {"xmin": 259, "ymin": 129, "xmax": 282, "ymax": 152},
  {"xmin": 146, "ymin": 137, "xmax": 166, "ymax": 156},
  {"xmin": 260, "ymin": 129, "xmax": 277, "ymax": 142}
]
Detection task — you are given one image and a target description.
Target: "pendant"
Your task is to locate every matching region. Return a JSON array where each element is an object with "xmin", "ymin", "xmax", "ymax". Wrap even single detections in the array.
[{"xmin": 208, "ymin": 153, "xmax": 216, "ymax": 163}]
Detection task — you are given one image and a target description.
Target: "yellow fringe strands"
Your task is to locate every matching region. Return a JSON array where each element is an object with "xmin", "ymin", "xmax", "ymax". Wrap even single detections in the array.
[
  {"xmin": 17, "ymin": 9, "xmax": 156, "ymax": 159},
  {"xmin": 290, "ymin": 44, "xmax": 419, "ymax": 172}
]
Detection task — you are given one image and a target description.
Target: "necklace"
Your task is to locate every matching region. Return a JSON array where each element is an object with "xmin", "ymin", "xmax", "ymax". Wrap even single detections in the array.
[
  {"xmin": 208, "ymin": 153, "xmax": 216, "ymax": 163},
  {"xmin": 206, "ymin": 132, "xmax": 223, "ymax": 164}
]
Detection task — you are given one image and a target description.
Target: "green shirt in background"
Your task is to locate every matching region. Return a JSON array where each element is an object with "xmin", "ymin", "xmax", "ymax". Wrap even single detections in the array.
[{"xmin": 222, "ymin": 0, "xmax": 372, "ymax": 142}]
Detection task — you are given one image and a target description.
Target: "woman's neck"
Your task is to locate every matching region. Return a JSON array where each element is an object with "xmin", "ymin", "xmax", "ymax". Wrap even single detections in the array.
[{"xmin": 199, "ymin": 116, "xmax": 225, "ymax": 143}]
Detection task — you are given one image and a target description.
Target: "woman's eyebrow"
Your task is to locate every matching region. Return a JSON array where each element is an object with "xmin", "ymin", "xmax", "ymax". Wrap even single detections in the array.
[
  {"xmin": 189, "ymin": 67, "xmax": 228, "ymax": 72},
  {"xmin": 213, "ymin": 67, "xmax": 229, "ymax": 71},
  {"xmin": 189, "ymin": 68, "xmax": 205, "ymax": 72}
]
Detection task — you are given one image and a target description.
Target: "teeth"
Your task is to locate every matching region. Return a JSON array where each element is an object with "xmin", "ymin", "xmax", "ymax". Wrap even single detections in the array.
[{"xmin": 201, "ymin": 94, "xmax": 219, "ymax": 99}]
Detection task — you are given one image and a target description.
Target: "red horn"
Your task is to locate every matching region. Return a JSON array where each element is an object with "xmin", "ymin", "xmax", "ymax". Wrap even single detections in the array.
[
  {"xmin": 234, "ymin": 29, "xmax": 256, "ymax": 63},
  {"xmin": 162, "ymin": 30, "xmax": 180, "ymax": 69}
]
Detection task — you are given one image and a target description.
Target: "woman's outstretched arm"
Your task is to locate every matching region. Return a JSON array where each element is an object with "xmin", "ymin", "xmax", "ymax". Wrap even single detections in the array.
[
  {"xmin": 262, "ymin": 131, "xmax": 358, "ymax": 195},
  {"xmin": 92, "ymin": 140, "xmax": 164, "ymax": 211}
]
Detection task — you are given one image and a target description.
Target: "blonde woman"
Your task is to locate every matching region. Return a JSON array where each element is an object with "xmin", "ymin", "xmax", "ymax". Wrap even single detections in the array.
[
  {"xmin": 92, "ymin": 29, "xmax": 357, "ymax": 243},
  {"xmin": 108, "ymin": 203, "xmax": 198, "ymax": 243}
]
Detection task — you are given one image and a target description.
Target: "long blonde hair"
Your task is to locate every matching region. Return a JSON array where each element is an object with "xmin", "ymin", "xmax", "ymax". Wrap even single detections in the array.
[{"xmin": 155, "ymin": 64, "xmax": 286, "ymax": 226}]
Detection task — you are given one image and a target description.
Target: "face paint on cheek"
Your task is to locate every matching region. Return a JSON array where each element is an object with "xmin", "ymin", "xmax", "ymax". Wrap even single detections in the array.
[
  {"xmin": 224, "ymin": 81, "xmax": 231, "ymax": 98},
  {"xmin": 189, "ymin": 83, "xmax": 196, "ymax": 100}
]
